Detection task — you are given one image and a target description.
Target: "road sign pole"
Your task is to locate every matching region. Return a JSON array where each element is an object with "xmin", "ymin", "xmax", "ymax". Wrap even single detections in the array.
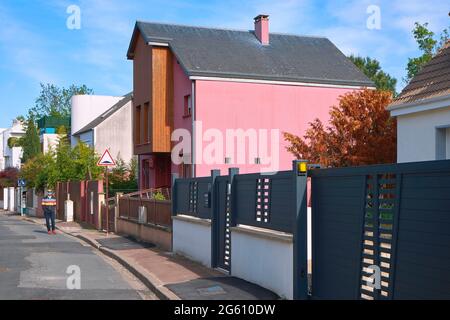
[
  {"xmin": 97, "ymin": 148, "xmax": 116, "ymax": 236},
  {"xmin": 105, "ymin": 167, "xmax": 109, "ymax": 235}
]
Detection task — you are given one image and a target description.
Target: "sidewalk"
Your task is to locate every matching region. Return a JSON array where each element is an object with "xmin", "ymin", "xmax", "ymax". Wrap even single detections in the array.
[{"xmin": 18, "ymin": 213, "xmax": 279, "ymax": 300}]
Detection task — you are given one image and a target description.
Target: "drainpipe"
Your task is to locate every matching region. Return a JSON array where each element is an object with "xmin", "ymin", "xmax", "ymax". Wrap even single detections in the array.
[{"xmin": 191, "ymin": 81, "xmax": 196, "ymax": 178}]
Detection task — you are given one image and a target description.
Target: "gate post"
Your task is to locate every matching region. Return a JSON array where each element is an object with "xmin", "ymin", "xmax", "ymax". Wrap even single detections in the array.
[
  {"xmin": 210, "ymin": 169, "xmax": 220, "ymax": 268},
  {"xmin": 171, "ymin": 173, "xmax": 179, "ymax": 253},
  {"xmin": 171, "ymin": 173, "xmax": 179, "ymax": 217},
  {"xmin": 228, "ymin": 168, "xmax": 239, "ymax": 228},
  {"xmin": 293, "ymin": 160, "xmax": 309, "ymax": 300}
]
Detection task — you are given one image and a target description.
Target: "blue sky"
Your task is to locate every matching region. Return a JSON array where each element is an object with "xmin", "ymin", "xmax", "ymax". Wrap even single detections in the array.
[{"xmin": 0, "ymin": 0, "xmax": 448, "ymax": 128}]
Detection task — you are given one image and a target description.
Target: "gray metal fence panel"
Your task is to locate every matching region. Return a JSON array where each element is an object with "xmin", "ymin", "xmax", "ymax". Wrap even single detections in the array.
[
  {"xmin": 311, "ymin": 175, "xmax": 366, "ymax": 299},
  {"xmin": 233, "ymin": 171, "xmax": 294, "ymax": 233},
  {"xmin": 173, "ymin": 177, "xmax": 213, "ymax": 219},
  {"xmin": 310, "ymin": 159, "xmax": 450, "ymax": 300},
  {"xmin": 394, "ymin": 170, "xmax": 450, "ymax": 299}
]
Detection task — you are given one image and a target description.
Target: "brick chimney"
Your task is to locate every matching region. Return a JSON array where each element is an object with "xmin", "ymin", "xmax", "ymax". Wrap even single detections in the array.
[{"xmin": 254, "ymin": 14, "xmax": 269, "ymax": 45}]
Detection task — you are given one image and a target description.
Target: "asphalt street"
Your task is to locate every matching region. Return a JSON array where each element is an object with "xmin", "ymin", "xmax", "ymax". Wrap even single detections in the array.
[{"xmin": 0, "ymin": 213, "xmax": 156, "ymax": 300}]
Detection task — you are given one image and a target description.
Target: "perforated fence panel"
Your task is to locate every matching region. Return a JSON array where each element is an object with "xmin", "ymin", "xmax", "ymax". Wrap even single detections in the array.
[{"xmin": 310, "ymin": 160, "xmax": 450, "ymax": 300}]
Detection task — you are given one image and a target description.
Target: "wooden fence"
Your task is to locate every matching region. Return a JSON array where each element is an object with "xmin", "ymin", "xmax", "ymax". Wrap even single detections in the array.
[{"xmin": 118, "ymin": 188, "xmax": 172, "ymax": 228}]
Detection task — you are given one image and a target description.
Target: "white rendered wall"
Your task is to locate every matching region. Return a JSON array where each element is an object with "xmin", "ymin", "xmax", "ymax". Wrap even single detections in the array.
[
  {"xmin": 172, "ymin": 217, "xmax": 212, "ymax": 267},
  {"xmin": 11, "ymin": 147, "xmax": 22, "ymax": 168},
  {"xmin": 71, "ymin": 95, "xmax": 122, "ymax": 146},
  {"xmin": 231, "ymin": 229, "xmax": 293, "ymax": 299},
  {"xmin": 0, "ymin": 129, "xmax": 5, "ymax": 170},
  {"xmin": 2, "ymin": 188, "xmax": 7, "ymax": 210},
  {"xmin": 308, "ymin": 207, "xmax": 312, "ymax": 262},
  {"xmin": 40, "ymin": 133, "xmax": 60, "ymax": 154},
  {"xmin": 397, "ymin": 107, "xmax": 450, "ymax": 163},
  {"xmin": 8, "ymin": 187, "xmax": 15, "ymax": 212},
  {"xmin": 95, "ymin": 101, "xmax": 133, "ymax": 163},
  {"xmin": 1, "ymin": 121, "xmax": 24, "ymax": 169}
]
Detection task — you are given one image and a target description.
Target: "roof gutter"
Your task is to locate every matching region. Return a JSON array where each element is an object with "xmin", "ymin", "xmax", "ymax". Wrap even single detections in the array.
[
  {"xmin": 189, "ymin": 75, "xmax": 374, "ymax": 90},
  {"xmin": 388, "ymin": 93, "xmax": 450, "ymax": 117}
]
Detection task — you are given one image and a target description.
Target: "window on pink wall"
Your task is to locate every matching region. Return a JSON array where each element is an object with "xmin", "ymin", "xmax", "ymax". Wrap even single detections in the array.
[{"xmin": 183, "ymin": 95, "xmax": 192, "ymax": 117}]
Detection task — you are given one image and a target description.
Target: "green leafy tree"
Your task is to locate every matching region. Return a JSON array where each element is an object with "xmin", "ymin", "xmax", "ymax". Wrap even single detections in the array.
[
  {"xmin": 20, "ymin": 115, "xmax": 41, "ymax": 163},
  {"xmin": 71, "ymin": 142, "xmax": 103, "ymax": 181},
  {"xmin": 7, "ymin": 137, "xmax": 21, "ymax": 148},
  {"xmin": 20, "ymin": 134, "xmax": 102, "ymax": 190},
  {"xmin": 109, "ymin": 156, "xmax": 138, "ymax": 196},
  {"xmin": 20, "ymin": 153, "xmax": 57, "ymax": 192},
  {"xmin": 405, "ymin": 22, "xmax": 449, "ymax": 83},
  {"xmin": 348, "ymin": 55, "xmax": 397, "ymax": 95},
  {"xmin": 29, "ymin": 83, "xmax": 93, "ymax": 119}
]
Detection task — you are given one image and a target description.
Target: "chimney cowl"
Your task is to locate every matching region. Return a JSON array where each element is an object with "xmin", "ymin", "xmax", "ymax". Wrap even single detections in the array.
[{"xmin": 254, "ymin": 14, "xmax": 269, "ymax": 45}]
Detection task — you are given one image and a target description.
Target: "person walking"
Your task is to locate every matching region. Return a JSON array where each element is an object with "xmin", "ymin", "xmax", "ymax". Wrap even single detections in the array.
[{"xmin": 42, "ymin": 190, "xmax": 57, "ymax": 235}]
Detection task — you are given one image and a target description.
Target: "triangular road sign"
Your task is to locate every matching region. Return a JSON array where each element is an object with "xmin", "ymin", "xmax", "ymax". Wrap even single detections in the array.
[{"xmin": 97, "ymin": 149, "xmax": 116, "ymax": 167}]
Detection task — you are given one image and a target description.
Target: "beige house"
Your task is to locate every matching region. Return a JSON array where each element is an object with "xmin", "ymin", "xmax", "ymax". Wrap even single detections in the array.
[{"xmin": 388, "ymin": 41, "xmax": 450, "ymax": 163}]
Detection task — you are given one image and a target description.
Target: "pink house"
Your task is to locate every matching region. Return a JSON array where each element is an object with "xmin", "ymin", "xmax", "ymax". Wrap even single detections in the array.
[{"xmin": 127, "ymin": 15, "xmax": 373, "ymax": 189}]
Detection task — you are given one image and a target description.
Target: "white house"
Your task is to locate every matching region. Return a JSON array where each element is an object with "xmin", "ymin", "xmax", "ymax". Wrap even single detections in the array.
[
  {"xmin": 0, "ymin": 119, "xmax": 25, "ymax": 170},
  {"xmin": 71, "ymin": 93, "xmax": 134, "ymax": 163},
  {"xmin": 0, "ymin": 128, "xmax": 6, "ymax": 170},
  {"xmin": 36, "ymin": 116, "xmax": 71, "ymax": 154},
  {"xmin": 388, "ymin": 41, "xmax": 450, "ymax": 163}
]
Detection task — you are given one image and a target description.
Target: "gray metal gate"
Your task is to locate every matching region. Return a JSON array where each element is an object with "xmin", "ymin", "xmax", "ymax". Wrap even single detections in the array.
[{"xmin": 310, "ymin": 160, "xmax": 450, "ymax": 299}]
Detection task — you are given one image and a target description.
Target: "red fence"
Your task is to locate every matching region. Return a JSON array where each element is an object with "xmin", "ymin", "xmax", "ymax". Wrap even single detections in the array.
[
  {"xmin": 56, "ymin": 180, "xmax": 104, "ymax": 229},
  {"xmin": 56, "ymin": 183, "xmax": 171, "ymax": 232}
]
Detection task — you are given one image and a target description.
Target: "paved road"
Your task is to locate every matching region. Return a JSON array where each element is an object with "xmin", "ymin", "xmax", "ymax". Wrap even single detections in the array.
[{"xmin": 0, "ymin": 213, "xmax": 156, "ymax": 300}]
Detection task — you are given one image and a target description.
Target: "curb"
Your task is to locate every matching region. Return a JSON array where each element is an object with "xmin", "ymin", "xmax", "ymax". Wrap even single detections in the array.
[
  {"xmin": 70, "ymin": 234, "xmax": 178, "ymax": 301},
  {"xmin": 98, "ymin": 243, "xmax": 179, "ymax": 301},
  {"xmin": 19, "ymin": 215, "xmax": 177, "ymax": 300}
]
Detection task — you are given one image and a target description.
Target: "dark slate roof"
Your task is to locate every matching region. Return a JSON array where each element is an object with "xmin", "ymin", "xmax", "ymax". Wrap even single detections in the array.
[
  {"xmin": 389, "ymin": 40, "xmax": 450, "ymax": 108},
  {"xmin": 73, "ymin": 93, "xmax": 133, "ymax": 136},
  {"xmin": 127, "ymin": 21, "xmax": 374, "ymax": 87}
]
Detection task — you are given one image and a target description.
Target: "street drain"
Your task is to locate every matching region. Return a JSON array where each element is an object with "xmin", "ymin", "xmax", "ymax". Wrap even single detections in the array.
[{"xmin": 197, "ymin": 285, "xmax": 226, "ymax": 296}]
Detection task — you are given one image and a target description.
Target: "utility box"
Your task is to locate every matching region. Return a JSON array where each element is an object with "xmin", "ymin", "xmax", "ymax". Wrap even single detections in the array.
[
  {"xmin": 65, "ymin": 199, "xmax": 74, "ymax": 222},
  {"xmin": 138, "ymin": 206, "xmax": 147, "ymax": 224}
]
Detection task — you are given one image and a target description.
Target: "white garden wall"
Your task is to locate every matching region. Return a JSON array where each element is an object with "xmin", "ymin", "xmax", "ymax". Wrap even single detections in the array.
[
  {"xmin": 2, "ymin": 188, "xmax": 7, "ymax": 210},
  {"xmin": 172, "ymin": 215, "xmax": 212, "ymax": 267},
  {"xmin": 8, "ymin": 187, "xmax": 15, "ymax": 212},
  {"xmin": 230, "ymin": 225, "xmax": 294, "ymax": 299}
]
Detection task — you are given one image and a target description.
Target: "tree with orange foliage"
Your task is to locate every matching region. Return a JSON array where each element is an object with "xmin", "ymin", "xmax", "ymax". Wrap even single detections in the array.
[{"xmin": 284, "ymin": 89, "xmax": 396, "ymax": 167}]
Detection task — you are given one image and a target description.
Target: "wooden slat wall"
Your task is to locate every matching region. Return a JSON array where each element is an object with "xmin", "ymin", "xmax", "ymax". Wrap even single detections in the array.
[
  {"xmin": 151, "ymin": 47, "xmax": 174, "ymax": 153},
  {"xmin": 132, "ymin": 32, "xmax": 174, "ymax": 154}
]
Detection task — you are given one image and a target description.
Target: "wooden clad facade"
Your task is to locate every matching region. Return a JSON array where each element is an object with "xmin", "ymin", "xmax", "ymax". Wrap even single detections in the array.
[{"xmin": 132, "ymin": 32, "xmax": 174, "ymax": 155}]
